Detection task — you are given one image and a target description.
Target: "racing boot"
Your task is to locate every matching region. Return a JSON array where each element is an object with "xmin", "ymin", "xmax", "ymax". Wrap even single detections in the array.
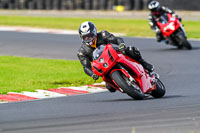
[
  {"xmin": 156, "ymin": 33, "xmax": 163, "ymax": 42},
  {"xmin": 139, "ymin": 58, "xmax": 154, "ymax": 73},
  {"xmin": 106, "ymin": 83, "xmax": 116, "ymax": 93},
  {"xmin": 124, "ymin": 46, "xmax": 154, "ymax": 73}
]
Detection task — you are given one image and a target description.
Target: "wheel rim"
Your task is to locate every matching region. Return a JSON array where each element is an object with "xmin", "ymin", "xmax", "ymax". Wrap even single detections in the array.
[{"xmin": 122, "ymin": 74, "xmax": 143, "ymax": 95}]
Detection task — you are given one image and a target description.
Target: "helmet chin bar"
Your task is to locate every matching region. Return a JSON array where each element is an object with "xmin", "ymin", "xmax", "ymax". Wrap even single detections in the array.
[
  {"xmin": 85, "ymin": 37, "xmax": 97, "ymax": 48},
  {"xmin": 83, "ymin": 35, "xmax": 97, "ymax": 45},
  {"xmin": 87, "ymin": 41, "xmax": 94, "ymax": 46}
]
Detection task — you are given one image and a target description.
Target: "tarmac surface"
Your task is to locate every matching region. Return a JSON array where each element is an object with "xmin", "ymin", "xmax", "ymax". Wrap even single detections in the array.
[{"xmin": 0, "ymin": 31, "xmax": 200, "ymax": 133}]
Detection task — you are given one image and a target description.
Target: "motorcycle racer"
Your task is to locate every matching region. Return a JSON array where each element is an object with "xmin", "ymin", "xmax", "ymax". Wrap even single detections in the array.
[
  {"xmin": 148, "ymin": 0, "xmax": 181, "ymax": 42},
  {"xmin": 77, "ymin": 21, "xmax": 154, "ymax": 92}
]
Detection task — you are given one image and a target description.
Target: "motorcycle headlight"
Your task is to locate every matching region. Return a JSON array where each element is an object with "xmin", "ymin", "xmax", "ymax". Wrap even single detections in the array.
[
  {"xmin": 103, "ymin": 63, "xmax": 108, "ymax": 68},
  {"xmin": 99, "ymin": 58, "xmax": 104, "ymax": 63}
]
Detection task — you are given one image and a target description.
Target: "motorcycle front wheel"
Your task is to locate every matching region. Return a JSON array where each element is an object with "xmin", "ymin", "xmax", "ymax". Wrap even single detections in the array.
[
  {"xmin": 111, "ymin": 70, "xmax": 144, "ymax": 100},
  {"xmin": 176, "ymin": 32, "xmax": 192, "ymax": 50},
  {"xmin": 151, "ymin": 78, "xmax": 166, "ymax": 98}
]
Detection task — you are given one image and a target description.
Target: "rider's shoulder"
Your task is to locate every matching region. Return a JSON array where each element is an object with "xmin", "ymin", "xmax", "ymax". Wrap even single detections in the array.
[
  {"xmin": 161, "ymin": 6, "xmax": 170, "ymax": 11},
  {"xmin": 148, "ymin": 13, "xmax": 153, "ymax": 18},
  {"xmin": 100, "ymin": 30, "xmax": 112, "ymax": 38},
  {"xmin": 161, "ymin": 6, "xmax": 166, "ymax": 10},
  {"xmin": 80, "ymin": 43, "xmax": 89, "ymax": 50},
  {"xmin": 77, "ymin": 43, "xmax": 91, "ymax": 56}
]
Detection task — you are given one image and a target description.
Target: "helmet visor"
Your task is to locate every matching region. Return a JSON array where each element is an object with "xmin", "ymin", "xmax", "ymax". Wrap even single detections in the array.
[
  {"xmin": 82, "ymin": 33, "xmax": 96, "ymax": 44},
  {"xmin": 152, "ymin": 11, "xmax": 160, "ymax": 16}
]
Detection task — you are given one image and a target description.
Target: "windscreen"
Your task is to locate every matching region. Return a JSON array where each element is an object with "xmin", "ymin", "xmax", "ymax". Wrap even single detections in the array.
[
  {"xmin": 93, "ymin": 45, "xmax": 106, "ymax": 60},
  {"xmin": 159, "ymin": 14, "xmax": 169, "ymax": 24}
]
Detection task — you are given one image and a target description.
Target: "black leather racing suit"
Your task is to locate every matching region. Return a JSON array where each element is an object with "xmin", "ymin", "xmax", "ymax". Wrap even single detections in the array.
[
  {"xmin": 77, "ymin": 30, "xmax": 124, "ymax": 77},
  {"xmin": 77, "ymin": 30, "xmax": 153, "ymax": 78}
]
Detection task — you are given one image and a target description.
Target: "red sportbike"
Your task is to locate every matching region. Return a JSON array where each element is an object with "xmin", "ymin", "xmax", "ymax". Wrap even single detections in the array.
[
  {"xmin": 92, "ymin": 44, "xmax": 165, "ymax": 100},
  {"xmin": 157, "ymin": 13, "xmax": 192, "ymax": 49}
]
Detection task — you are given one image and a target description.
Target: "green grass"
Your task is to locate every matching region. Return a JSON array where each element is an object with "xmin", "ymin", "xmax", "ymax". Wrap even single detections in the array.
[
  {"xmin": 0, "ymin": 15, "xmax": 200, "ymax": 38},
  {"xmin": 0, "ymin": 56, "xmax": 101, "ymax": 94}
]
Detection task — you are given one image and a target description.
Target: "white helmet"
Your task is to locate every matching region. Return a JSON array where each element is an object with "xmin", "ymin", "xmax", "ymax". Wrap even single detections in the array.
[
  {"xmin": 79, "ymin": 21, "xmax": 97, "ymax": 46},
  {"xmin": 148, "ymin": 1, "xmax": 160, "ymax": 12}
]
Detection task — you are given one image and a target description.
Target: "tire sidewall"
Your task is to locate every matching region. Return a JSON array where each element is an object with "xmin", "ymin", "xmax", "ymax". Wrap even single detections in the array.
[{"xmin": 111, "ymin": 70, "xmax": 144, "ymax": 100}]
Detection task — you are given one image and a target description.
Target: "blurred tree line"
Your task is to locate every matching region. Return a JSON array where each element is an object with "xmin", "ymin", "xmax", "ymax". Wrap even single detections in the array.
[
  {"xmin": 0, "ymin": 0, "xmax": 199, "ymax": 10},
  {"xmin": 0, "ymin": 0, "xmax": 151, "ymax": 10}
]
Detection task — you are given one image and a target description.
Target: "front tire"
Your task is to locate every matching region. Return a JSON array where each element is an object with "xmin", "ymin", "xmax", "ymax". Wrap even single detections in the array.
[
  {"xmin": 176, "ymin": 33, "xmax": 192, "ymax": 50},
  {"xmin": 111, "ymin": 71, "xmax": 144, "ymax": 100},
  {"xmin": 183, "ymin": 39, "xmax": 192, "ymax": 50},
  {"xmin": 151, "ymin": 78, "xmax": 166, "ymax": 98}
]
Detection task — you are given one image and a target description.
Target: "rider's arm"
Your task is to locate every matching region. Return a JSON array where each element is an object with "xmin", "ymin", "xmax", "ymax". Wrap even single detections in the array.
[
  {"xmin": 148, "ymin": 14, "xmax": 159, "ymax": 32},
  {"xmin": 101, "ymin": 30, "xmax": 125, "ymax": 45},
  {"xmin": 161, "ymin": 6, "xmax": 181, "ymax": 21},
  {"xmin": 161, "ymin": 6, "xmax": 174, "ymax": 15},
  {"xmin": 77, "ymin": 47, "xmax": 94, "ymax": 77}
]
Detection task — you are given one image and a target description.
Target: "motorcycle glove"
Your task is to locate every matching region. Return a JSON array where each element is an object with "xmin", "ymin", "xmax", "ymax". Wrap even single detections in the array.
[
  {"xmin": 172, "ymin": 14, "xmax": 182, "ymax": 22},
  {"xmin": 92, "ymin": 74, "xmax": 99, "ymax": 80},
  {"xmin": 155, "ymin": 27, "xmax": 161, "ymax": 33},
  {"xmin": 172, "ymin": 13, "xmax": 179, "ymax": 18},
  {"xmin": 118, "ymin": 43, "xmax": 126, "ymax": 52}
]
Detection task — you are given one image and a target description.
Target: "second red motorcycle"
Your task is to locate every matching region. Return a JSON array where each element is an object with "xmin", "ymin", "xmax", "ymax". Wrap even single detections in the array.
[{"xmin": 157, "ymin": 13, "xmax": 192, "ymax": 49}]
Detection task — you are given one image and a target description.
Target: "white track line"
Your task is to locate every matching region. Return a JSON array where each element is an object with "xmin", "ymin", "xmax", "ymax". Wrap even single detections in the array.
[
  {"xmin": 61, "ymin": 86, "xmax": 107, "ymax": 93},
  {"xmin": 20, "ymin": 89, "xmax": 66, "ymax": 99},
  {"xmin": 0, "ymin": 26, "xmax": 125, "ymax": 36}
]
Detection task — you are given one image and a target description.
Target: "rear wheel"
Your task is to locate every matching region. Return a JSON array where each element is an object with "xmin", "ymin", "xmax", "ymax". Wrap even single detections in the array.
[
  {"xmin": 151, "ymin": 78, "xmax": 166, "ymax": 98},
  {"xmin": 177, "ymin": 45, "xmax": 183, "ymax": 49},
  {"xmin": 111, "ymin": 71, "xmax": 144, "ymax": 100}
]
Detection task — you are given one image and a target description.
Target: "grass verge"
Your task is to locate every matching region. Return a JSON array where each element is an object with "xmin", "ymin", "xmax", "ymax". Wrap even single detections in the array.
[
  {"xmin": 0, "ymin": 56, "xmax": 101, "ymax": 94},
  {"xmin": 0, "ymin": 15, "xmax": 200, "ymax": 38}
]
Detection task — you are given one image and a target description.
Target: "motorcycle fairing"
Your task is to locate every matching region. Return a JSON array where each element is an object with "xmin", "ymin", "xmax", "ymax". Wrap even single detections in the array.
[
  {"xmin": 113, "ymin": 55, "xmax": 156, "ymax": 93},
  {"xmin": 157, "ymin": 13, "xmax": 181, "ymax": 37},
  {"xmin": 92, "ymin": 44, "xmax": 119, "ymax": 76},
  {"xmin": 92, "ymin": 44, "xmax": 156, "ymax": 93}
]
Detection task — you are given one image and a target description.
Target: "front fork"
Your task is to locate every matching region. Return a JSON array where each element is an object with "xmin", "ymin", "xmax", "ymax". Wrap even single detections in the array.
[
  {"xmin": 117, "ymin": 65, "xmax": 136, "ymax": 83},
  {"xmin": 180, "ymin": 24, "xmax": 187, "ymax": 37},
  {"xmin": 114, "ymin": 65, "xmax": 157, "ymax": 95},
  {"xmin": 117, "ymin": 65, "xmax": 142, "ymax": 92}
]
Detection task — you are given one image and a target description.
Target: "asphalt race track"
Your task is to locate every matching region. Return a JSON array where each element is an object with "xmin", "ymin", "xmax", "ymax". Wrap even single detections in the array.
[{"xmin": 0, "ymin": 31, "xmax": 200, "ymax": 133}]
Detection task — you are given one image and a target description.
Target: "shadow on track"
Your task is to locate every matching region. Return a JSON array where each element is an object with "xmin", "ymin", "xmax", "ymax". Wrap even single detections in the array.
[
  {"xmin": 146, "ymin": 95, "xmax": 184, "ymax": 100},
  {"xmin": 152, "ymin": 46, "xmax": 200, "ymax": 52},
  {"xmin": 95, "ymin": 95, "xmax": 183, "ymax": 103},
  {"xmin": 190, "ymin": 46, "xmax": 200, "ymax": 50},
  {"xmin": 153, "ymin": 48, "xmax": 191, "ymax": 52}
]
